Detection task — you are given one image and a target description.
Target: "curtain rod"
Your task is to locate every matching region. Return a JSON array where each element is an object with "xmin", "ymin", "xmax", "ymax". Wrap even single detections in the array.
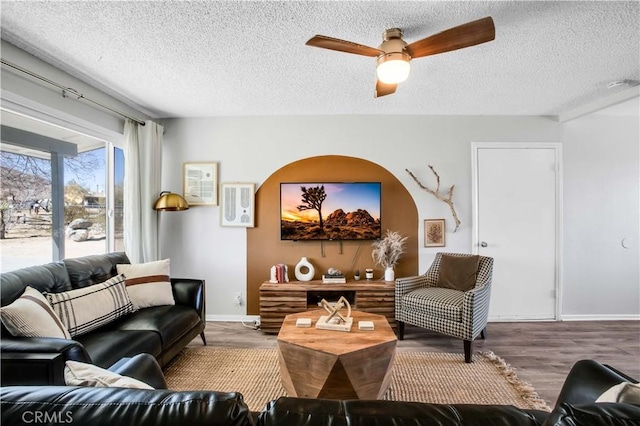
[{"xmin": 1, "ymin": 58, "xmax": 146, "ymax": 126}]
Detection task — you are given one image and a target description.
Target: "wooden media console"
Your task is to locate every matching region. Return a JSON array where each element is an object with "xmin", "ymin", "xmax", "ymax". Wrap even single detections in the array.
[{"xmin": 259, "ymin": 280, "xmax": 395, "ymax": 334}]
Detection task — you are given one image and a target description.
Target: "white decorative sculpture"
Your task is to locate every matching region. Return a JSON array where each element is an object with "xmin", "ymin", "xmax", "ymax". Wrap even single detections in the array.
[
  {"xmin": 406, "ymin": 165, "xmax": 461, "ymax": 232},
  {"xmin": 295, "ymin": 257, "xmax": 315, "ymax": 281}
]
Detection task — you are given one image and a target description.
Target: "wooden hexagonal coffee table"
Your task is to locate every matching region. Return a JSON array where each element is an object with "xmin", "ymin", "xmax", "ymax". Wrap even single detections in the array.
[{"xmin": 277, "ymin": 309, "xmax": 397, "ymax": 400}]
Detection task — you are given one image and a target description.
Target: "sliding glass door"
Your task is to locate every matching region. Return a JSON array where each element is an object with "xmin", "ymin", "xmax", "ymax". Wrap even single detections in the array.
[{"xmin": 0, "ymin": 111, "xmax": 125, "ymax": 272}]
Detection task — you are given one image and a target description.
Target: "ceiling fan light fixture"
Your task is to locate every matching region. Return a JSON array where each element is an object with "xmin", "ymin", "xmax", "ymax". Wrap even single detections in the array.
[
  {"xmin": 376, "ymin": 52, "xmax": 411, "ymax": 84},
  {"xmin": 306, "ymin": 17, "xmax": 495, "ymax": 97}
]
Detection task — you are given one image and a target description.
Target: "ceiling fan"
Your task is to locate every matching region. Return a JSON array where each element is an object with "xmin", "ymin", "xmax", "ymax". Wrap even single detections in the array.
[{"xmin": 306, "ymin": 16, "xmax": 495, "ymax": 98}]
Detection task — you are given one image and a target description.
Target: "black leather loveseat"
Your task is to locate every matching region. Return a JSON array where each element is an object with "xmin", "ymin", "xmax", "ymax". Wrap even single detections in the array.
[
  {"xmin": 1, "ymin": 359, "xmax": 638, "ymax": 425},
  {"xmin": 0, "ymin": 252, "xmax": 206, "ymax": 385}
]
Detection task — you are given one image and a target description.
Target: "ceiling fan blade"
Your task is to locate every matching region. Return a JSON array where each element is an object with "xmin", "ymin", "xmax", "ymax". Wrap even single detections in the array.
[
  {"xmin": 306, "ymin": 35, "xmax": 383, "ymax": 57},
  {"xmin": 375, "ymin": 80, "xmax": 397, "ymax": 98},
  {"xmin": 406, "ymin": 17, "xmax": 495, "ymax": 59}
]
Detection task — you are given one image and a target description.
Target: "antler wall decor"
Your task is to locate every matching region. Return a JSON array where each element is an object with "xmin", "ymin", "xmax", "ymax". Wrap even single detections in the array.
[{"xmin": 406, "ymin": 165, "xmax": 461, "ymax": 232}]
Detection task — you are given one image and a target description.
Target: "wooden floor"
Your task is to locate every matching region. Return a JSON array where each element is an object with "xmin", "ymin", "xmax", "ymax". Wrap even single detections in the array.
[{"xmin": 189, "ymin": 320, "xmax": 640, "ymax": 407}]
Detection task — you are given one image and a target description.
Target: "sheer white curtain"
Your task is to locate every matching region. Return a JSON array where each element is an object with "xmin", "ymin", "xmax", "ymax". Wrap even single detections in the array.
[{"xmin": 123, "ymin": 119, "xmax": 163, "ymax": 263}]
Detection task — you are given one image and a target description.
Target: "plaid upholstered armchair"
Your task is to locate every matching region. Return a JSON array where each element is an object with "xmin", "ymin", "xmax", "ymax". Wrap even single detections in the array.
[{"xmin": 395, "ymin": 252, "xmax": 494, "ymax": 363}]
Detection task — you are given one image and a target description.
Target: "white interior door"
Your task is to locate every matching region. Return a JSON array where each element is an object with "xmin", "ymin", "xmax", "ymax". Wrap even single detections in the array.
[{"xmin": 472, "ymin": 143, "xmax": 561, "ymax": 321}]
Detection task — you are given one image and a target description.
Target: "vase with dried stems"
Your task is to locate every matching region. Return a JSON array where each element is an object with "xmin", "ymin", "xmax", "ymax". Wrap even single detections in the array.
[{"xmin": 371, "ymin": 230, "xmax": 408, "ymax": 282}]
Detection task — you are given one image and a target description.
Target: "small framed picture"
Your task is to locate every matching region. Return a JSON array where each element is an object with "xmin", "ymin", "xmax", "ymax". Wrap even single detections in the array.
[
  {"xmin": 220, "ymin": 183, "xmax": 255, "ymax": 227},
  {"xmin": 424, "ymin": 219, "xmax": 445, "ymax": 247},
  {"xmin": 183, "ymin": 162, "xmax": 218, "ymax": 206}
]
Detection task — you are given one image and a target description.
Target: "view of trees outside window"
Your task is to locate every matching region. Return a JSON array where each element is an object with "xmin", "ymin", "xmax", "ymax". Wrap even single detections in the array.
[
  {"xmin": 0, "ymin": 151, "xmax": 53, "ymax": 270},
  {"xmin": 0, "ymin": 143, "xmax": 120, "ymax": 272}
]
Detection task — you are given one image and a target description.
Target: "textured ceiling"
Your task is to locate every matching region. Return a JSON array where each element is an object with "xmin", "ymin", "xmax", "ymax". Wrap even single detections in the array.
[{"xmin": 1, "ymin": 1, "xmax": 639, "ymax": 118}]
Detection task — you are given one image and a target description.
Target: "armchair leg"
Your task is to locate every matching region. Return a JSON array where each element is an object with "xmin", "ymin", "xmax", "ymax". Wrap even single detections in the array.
[
  {"xmin": 397, "ymin": 321, "xmax": 405, "ymax": 340},
  {"xmin": 464, "ymin": 340, "xmax": 473, "ymax": 363},
  {"xmin": 480, "ymin": 327, "xmax": 487, "ymax": 340},
  {"xmin": 200, "ymin": 331, "xmax": 207, "ymax": 346}
]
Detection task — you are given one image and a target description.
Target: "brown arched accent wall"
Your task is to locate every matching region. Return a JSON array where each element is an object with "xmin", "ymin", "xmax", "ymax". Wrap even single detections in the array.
[{"xmin": 246, "ymin": 155, "xmax": 418, "ymax": 315}]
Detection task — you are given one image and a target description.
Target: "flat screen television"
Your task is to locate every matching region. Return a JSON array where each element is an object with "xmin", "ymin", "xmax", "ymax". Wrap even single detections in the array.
[{"xmin": 280, "ymin": 182, "xmax": 381, "ymax": 241}]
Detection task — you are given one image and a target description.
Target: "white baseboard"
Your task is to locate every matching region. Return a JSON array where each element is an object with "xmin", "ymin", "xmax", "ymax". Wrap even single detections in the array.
[
  {"xmin": 488, "ymin": 314, "xmax": 640, "ymax": 322},
  {"xmin": 205, "ymin": 314, "xmax": 260, "ymax": 323},
  {"xmin": 488, "ymin": 316, "xmax": 556, "ymax": 322},
  {"xmin": 205, "ymin": 314, "xmax": 640, "ymax": 323},
  {"xmin": 560, "ymin": 314, "xmax": 640, "ymax": 321}
]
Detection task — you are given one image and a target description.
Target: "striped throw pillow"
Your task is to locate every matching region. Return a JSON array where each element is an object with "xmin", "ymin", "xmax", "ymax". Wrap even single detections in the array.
[
  {"xmin": 46, "ymin": 274, "xmax": 134, "ymax": 337},
  {"xmin": 0, "ymin": 286, "xmax": 71, "ymax": 339},
  {"xmin": 117, "ymin": 259, "xmax": 175, "ymax": 309}
]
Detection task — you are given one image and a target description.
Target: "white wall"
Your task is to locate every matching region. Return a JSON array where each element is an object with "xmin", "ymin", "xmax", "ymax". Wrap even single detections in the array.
[
  {"xmin": 562, "ymin": 113, "xmax": 640, "ymax": 318},
  {"xmin": 161, "ymin": 115, "xmax": 562, "ymax": 319}
]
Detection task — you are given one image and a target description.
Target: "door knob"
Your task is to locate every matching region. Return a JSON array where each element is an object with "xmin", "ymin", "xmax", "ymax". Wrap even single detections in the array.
[{"xmin": 480, "ymin": 241, "xmax": 488, "ymax": 247}]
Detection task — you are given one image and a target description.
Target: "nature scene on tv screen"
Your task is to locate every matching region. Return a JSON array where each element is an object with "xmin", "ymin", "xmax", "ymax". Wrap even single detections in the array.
[{"xmin": 280, "ymin": 182, "xmax": 381, "ymax": 240}]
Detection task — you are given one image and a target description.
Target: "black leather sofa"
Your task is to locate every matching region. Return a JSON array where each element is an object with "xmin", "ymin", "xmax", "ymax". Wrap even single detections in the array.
[
  {"xmin": 0, "ymin": 252, "xmax": 206, "ymax": 385},
  {"xmin": 1, "ymin": 354, "xmax": 252, "ymax": 426},
  {"xmin": 1, "ymin": 359, "xmax": 638, "ymax": 425}
]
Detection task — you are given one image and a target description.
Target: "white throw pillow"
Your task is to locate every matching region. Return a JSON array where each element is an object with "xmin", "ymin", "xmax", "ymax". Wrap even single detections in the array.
[
  {"xmin": 117, "ymin": 259, "xmax": 175, "ymax": 309},
  {"xmin": 46, "ymin": 274, "xmax": 135, "ymax": 337},
  {"xmin": 0, "ymin": 286, "xmax": 71, "ymax": 339},
  {"xmin": 64, "ymin": 360, "xmax": 154, "ymax": 389},
  {"xmin": 596, "ymin": 382, "xmax": 640, "ymax": 404}
]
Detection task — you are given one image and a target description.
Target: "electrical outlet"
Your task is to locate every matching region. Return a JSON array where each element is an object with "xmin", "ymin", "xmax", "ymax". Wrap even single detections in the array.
[
  {"xmin": 233, "ymin": 292, "xmax": 242, "ymax": 306},
  {"xmin": 253, "ymin": 318, "xmax": 261, "ymax": 328}
]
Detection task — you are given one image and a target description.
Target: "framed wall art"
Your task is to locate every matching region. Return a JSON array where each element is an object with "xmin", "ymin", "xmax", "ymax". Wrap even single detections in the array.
[
  {"xmin": 183, "ymin": 162, "xmax": 218, "ymax": 206},
  {"xmin": 424, "ymin": 218, "xmax": 445, "ymax": 247},
  {"xmin": 220, "ymin": 182, "xmax": 255, "ymax": 227}
]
